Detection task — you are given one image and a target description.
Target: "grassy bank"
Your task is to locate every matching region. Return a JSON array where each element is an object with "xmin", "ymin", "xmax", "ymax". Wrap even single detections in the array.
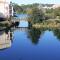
[
  {"xmin": 0, "ymin": 21, "xmax": 11, "ymax": 27},
  {"xmin": 32, "ymin": 20, "xmax": 60, "ymax": 28}
]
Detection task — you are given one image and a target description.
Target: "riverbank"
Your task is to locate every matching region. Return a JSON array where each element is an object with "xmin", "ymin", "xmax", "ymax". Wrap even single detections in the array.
[
  {"xmin": 32, "ymin": 20, "xmax": 60, "ymax": 28},
  {"xmin": 0, "ymin": 20, "xmax": 15, "ymax": 30}
]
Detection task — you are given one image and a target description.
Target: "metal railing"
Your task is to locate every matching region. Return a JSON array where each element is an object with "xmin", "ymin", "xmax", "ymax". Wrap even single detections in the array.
[{"xmin": 11, "ymin": 17, "xmax": 29, "ymax": 22}]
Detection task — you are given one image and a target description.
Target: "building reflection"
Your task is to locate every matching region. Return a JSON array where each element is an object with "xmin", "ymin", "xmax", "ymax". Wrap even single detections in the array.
[{"xmin": 0, "ymin": 28, "xmax": 13, "ymax": 50}]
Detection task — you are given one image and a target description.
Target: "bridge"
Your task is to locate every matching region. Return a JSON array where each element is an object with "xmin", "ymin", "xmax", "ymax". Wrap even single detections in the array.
[
  {"xmin": 11, "ymin": 27, "xmax": 29, "ymax": 32},
  {"xmin": 11, "ymin": 17, "xmax": 32, "ymax": 28},
  {"xmin": 11, "ymin": 17, "xmax": 31, "ymax": 22}
]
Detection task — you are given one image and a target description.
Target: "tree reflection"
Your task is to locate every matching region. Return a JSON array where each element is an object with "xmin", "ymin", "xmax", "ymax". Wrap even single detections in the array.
[
  {"xmin": 28, "ymin": 28, "xmax": 42, "ymax": 44},
  {"xmin": 53, "ymin": 29, "xmax": 60, "ymax": 40},
  {"xmin": 28, "ymin": 27, "xmax": 60, "ymax": 44}
]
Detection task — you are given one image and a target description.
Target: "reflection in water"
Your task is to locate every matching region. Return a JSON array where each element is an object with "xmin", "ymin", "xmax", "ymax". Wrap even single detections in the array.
[
  {"xmin": 53, "ymin": 29, "xmax": 60, "ymax": 40},
  {"xmin": 0, "ymin": 28, "xmax": 13, "ymax": 50},
  {"xmin": 1, "ymin": 26, "xmax": 60, "ymax": 50},
  {"xmin": 0, "ymin": 26, "xmax": 60, "ymax": 60},
  {"xmin": 27, "ymin": 28, "xmax": 60, "ymax": 44},
  {"xmin": 27, "ymin": 28, "xmax": 42, "ymax": 44},
  {"xmin": 0, "ymin": 14, "xmax": 60, "ymax": 60},
  {"xmin": 11, "ymin": 27, "xmax": 29, "ymax": 32}
]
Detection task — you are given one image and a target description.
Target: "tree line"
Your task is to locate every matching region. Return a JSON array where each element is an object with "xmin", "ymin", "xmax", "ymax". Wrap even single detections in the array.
[{"xmin": 12, "ymin": 3, "xmax": 60, "ymax": 24}]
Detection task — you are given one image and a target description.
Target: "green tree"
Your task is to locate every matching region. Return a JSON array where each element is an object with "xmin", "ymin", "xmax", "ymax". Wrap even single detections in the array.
[
  {"xmin": 29, "ymin": 7, "xmax": 45, "ymax": 24},
  {"xmin": 12, "ymin": 3, "xmax": 23, "ymax": 13},
  {"xmin": 53, "ymin": 7, "xmax": 60, "ymax": 18}
]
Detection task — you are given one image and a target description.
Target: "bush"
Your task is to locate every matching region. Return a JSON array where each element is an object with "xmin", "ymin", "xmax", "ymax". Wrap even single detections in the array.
[{"xmin": 28, "ymin": 7, "xmax": 45, "ymax": 24}]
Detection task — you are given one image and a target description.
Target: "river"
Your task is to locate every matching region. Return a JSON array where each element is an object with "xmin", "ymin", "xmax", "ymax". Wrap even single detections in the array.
[{"xmin": 0, "ymin": 14, "xmax": 60, "ymax": 60}]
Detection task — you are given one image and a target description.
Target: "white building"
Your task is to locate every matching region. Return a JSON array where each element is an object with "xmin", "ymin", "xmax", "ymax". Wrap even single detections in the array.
[
  {"xmin": 0, "ymin": 0, "xmax": 13, "ymax": 20},
  {"xmin": 43, "ymin": 4, "xmax": 60, "ymax": 9},
  {"xmin": 52, "ymin": 4, "xmax": 60, "ymax": 9},
  {"xmin": 43, "ymin": 6, "xmax": 53, "ymax": 9}
]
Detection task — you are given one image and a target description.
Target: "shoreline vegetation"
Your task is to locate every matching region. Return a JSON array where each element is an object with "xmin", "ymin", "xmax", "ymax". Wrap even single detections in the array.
[
  {"xmin": 25, "ymin": 4, "xmax": 60, "ymax": 28},
  {"xmin": 32, "ymin": 23, "xmax": 60, "ymax": 28},
  {"xmin": 1, "ymin": 3, "xmax": 60, "ymax": 29},
  {"xmin": 32, "ymin": 19, "xmax": 60, "ymax": 28}
]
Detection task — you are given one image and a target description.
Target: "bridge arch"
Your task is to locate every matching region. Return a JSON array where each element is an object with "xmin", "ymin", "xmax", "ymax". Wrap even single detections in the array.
[{"xmin": 19, "ymin": 20, "xmax": 29, "ymax": 27}]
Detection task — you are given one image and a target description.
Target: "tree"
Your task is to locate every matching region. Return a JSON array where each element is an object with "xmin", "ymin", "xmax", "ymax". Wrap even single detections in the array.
[
  {"xmin": 12, "ymin": 3, "xmax": 23, "ymax": 13},
  {"xmin": 28, "ymin": 7, "xmax": 45, "ymax": 24},
  {"xmin": 53, "ymin": 7, "xmax": 60, "ymax": 18}
]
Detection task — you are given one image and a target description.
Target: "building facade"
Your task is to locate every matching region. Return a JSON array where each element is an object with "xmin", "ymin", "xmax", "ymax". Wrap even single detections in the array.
[{"xmin": 0, "ymin": 0, "xmax": 13, "ymax": 20}]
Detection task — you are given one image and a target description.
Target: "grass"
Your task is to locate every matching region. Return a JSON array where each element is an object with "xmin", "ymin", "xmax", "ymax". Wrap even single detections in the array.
[
  {"xmin": 32, "ymin": 20, "xmax": 60, "ymax": 29},
  {"xmin": 0, "ymin": 21, "xmax": 12, "ymax": 27}
]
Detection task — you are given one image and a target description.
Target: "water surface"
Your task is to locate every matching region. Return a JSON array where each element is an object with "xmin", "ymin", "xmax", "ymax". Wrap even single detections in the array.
[
  {"xmin": 0, "ymin": 28, "xmax": 60, "ymax": 60},
  {"xmin": 0, "ymin": 14, "xmax": 60, "ymax": 60}
]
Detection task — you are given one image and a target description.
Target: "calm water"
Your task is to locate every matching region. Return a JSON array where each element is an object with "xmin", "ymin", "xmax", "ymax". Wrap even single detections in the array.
[
  {"xmin": 0, "ymin": 28, "xmax": 60, "ymax": 60},
  {"xmin": 0, "ymin": 14, "xmax": 60, "ymax": 60}
]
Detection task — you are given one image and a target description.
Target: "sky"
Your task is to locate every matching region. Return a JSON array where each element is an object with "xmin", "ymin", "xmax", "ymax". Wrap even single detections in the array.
[{"xmin": 11, "ymin": 0, "xmax": 60, "ymax": 5}]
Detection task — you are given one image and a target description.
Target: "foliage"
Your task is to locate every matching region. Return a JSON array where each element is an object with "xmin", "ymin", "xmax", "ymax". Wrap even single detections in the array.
[
  {"xmin": 45, "ymin": 7, "xmax": 60, "ymax": 19},
  {"xmin": 12, "ymin": 3, "xmax": 23, "ymax": 13},
  {"xmin": 12, "ymin": 3, "xmax": 60, "ymax": 20},
  {"xmin": 28, "ymin": 7, "xmax": 45, "ymax": 24},
  {"xmin": 46, "ymin": 8, "xmax": 54, "ymax": 13},
  {"xmin": 53, "ymin": 7, "xmax": 60, "ymax": 18}
]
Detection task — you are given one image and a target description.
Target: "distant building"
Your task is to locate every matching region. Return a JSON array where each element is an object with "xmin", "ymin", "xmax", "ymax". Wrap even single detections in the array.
[
  {"xmin": 43, "ymin": 6, "xmax": 53, "ymax": 9},
  {"xmin": 52, "ymin": 4, "xmax": 60, "ymax": 9},
  {"xmin": 42, "ymin": 4, "xmax": 60, "ymax": 9}
]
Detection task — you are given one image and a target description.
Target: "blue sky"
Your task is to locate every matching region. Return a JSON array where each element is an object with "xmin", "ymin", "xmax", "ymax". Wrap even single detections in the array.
[{"xmin": 11, "ymin": 0, "xmax": 60, "ymax": 5}]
